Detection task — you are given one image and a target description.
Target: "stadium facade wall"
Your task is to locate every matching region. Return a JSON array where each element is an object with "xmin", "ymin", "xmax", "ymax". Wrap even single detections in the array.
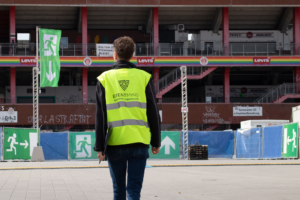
[{"xmin": 0, "ymin": 103, "xmax": 297, "ymax": 126}]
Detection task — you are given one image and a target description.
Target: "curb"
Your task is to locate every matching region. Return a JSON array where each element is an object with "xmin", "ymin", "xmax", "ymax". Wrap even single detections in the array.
[{"xmin": 0, "ymin": 162, "xmax": 300, "ymax": 170}]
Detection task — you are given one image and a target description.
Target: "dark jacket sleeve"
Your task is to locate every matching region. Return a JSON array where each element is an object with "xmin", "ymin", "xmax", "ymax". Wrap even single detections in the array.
[
  {"xmin": 94, "ymin": 81, "xmax": 107, "ymax": 152},
  {"xmin": 146, "ymin": 78, "xmax": 161, "ymax": 147}
]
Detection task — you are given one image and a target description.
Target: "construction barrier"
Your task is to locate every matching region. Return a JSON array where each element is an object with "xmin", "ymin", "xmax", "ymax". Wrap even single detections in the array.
[
  {"xmin": 149, "ymin": 131, "xmax": 180, "ymax": 159},
  {"xmin": 188, "ymin": 131, "xmax": 234, "ymax": 158},
  {"xmin": 236, "ymin": 123, "xmax": 299, "ymax": 159},
  {"xmin": 0, "ymin": 127, "xmax": 297, "ymax": 161},
  {"xmin": 69, "ymin": 132, "xmax": 98, "ymax": 160},
  {"xmin": 263, "ymin": 126, "xmax": 283, "ymax": 159},
  {"xmin": 40, "ymin": 132, "xmax": 68, "ymax": 160},
  {"xmin": 3, "ymin": 127, "xmax": 39, "ymax": 160},
  {"xmin": 235, "ymin": 128, "xmax": 262, "ymax": 159}
]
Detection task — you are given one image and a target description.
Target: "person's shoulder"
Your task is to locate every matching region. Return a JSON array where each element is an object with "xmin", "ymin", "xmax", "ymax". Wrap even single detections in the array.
[
  {"xmin": 133, "ymin": 68, "xmax": 151, "ymax": 76},
  {"xmin": 97, "ymin": 69, "xmax": 115, "ymax": 80}
]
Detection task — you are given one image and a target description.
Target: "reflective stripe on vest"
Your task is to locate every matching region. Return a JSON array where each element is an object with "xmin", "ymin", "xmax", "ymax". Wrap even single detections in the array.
[
  {"xmin": 107, "ymin": 101, "xmax": 147, "ymax": 110},
  {"xmin": 108, "ymin": 119, "xmax": 149, "ymax": 128}
]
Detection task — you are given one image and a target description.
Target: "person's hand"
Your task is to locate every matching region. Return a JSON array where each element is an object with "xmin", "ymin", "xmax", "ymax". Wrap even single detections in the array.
[
  {"xmin": 151, "ymin": 147, "xmax": 160, "ymax": 154},
  {"xmin": 97, "ymin": 152, "xmax": 105, "ymax": 161}
]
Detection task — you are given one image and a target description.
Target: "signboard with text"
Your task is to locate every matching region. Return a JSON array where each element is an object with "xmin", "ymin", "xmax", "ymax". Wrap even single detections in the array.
[
  {"xmin": 233, "ymin": 106, "xmax": 262, "ymax": 116},
  {"xmin": 0, "ymin": 107, "xmax": 18, "ymax": 123},
  {"xmin": 96, "ymin": 44, "xmax": 114, "ymax": 57}
]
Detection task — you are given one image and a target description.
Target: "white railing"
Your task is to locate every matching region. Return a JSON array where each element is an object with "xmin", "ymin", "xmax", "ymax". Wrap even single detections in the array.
[
  {"xmin": 154, "ymin": 66, "xmax": 209, "ymax": 94},
  {"xmin": 254, "ymin": 83, "xmax": 300, "ymax": 103},
  {"xmin": 1, "ymin": 43, "xmax": 300, "ymax": 57}
]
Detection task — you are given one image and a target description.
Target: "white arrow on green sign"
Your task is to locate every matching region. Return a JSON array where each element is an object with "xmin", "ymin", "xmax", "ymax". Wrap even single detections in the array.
[
  {"xmin": 40, "ymin": 28, "xmax": 61, "ymax": 87},
  {"xmin": 46, "ymin": 61, "xmax": 56, "ymax": 82},
  {"xmin": 161, "ymin": 136, "xmax": 175, "ymax": 154},
  {"xmin": 149, "ymin": 131, "xmax": 180, "ymax": 159},
  {"xmin": 20, "ymin": 140, "xmax": 28, "ymax": 149}
]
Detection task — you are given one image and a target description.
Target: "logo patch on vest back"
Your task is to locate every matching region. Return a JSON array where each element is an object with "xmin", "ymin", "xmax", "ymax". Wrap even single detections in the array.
[{"xmin": 118, "ymin": 80, "xmax": 130, "ymax": 91}]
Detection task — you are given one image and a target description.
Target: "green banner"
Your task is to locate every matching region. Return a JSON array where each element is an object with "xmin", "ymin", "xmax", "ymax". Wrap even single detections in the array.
[
  {"xmin": 3, "ymin": 128, "xmax": 38, "ymax": 160},
  {"xmin": 70, "ymin": 132, "xmax": 98, "ymax": 159},
  {"xmin": 149, "ymin": 131, "xmax": 180, "ymax": 159},
  {"xmin": 282, "ymin": 123, "xmax": 298, "ymax": 158},
  {"xmin": 40, "ymin": 28, "xmax": 61, "ymax": 87}
]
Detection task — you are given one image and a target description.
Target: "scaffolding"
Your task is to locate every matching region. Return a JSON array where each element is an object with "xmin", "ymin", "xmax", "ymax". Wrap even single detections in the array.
[
  {"xmin": 181, "ymin": 66, "xmax": 188, "ymax": 160},
  {"xmin": 33, "ymin": 26, "xmax": 39, "ymax": 133}
]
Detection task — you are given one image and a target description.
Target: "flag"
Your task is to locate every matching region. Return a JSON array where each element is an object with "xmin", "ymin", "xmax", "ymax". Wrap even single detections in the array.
[{"xmin": 39, "ymin": 28, "xmax": 61, "ymax": 87}]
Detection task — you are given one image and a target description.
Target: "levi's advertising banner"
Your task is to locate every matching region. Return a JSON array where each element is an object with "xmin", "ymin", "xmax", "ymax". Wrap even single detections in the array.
[
  {"xmin": 253, "ymin": 57, "xmax": 271, "ymax": 65},
  {"xmin": 7, "ymin": 56, "xmax": 300, "ymax": 67},
  {"xmin": 19, "ymin": 57, "xmax": 37, "ymax": 66},
  {"xmin": 137, "ymin": 57, "xmax": 155, "ymax": 65}
]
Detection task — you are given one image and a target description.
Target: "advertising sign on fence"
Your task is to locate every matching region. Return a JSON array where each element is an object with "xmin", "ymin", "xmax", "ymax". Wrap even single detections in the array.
[
  {"xmin": 282, "ymin": 123, "xmax": 298, "ymax": 158},
  {"xmin": 70, "ymin": 132, "xmax": 98, "ymax": 159},
  {"xmin": 149, "ymin": 131, "xmax": 179, "ymax": 159},
  {"xmin": 3, "ymin": 128, "xmax": 38, "ymax": 160}
]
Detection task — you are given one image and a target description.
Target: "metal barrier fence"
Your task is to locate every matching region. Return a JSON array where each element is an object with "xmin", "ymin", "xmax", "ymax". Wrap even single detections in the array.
[
  {"xmin": 1, "ymin": 42, "xmax": 300, "ymax": 57},
  {"xmin": 188, "ymin": 131, "xmax": 234, "ymax": 159},
  {"xmin": 235, "ymin": 124, "xmax": 299, "ymax": 159},
  {"xmin": 0, "ymin": 126, "xmax": 298, "ymax": 160}
]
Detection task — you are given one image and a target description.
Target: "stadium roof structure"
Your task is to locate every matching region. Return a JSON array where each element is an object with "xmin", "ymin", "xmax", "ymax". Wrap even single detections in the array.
[
  {"xmin": 0, "ymin": 6, "xmax": 294, "ymax": 31},
  {"xmin": 0, "ymin": 0, "xmax": 300, "ymax": 7}
]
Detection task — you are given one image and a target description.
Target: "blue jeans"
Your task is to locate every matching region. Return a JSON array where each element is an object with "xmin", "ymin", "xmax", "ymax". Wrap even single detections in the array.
[{"xmin": 106, "ymin": 147, "xmax": 149, "ymax": 200}]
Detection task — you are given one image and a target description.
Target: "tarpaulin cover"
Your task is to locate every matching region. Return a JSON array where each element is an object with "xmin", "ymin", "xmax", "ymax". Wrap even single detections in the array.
[
  {"xmin": 40, "ymin": 132, "xmax": 68, "ymax": 160},
  {"xmin": 236, "ymin": 128, "xmax": 262, "ymax": 159},
  {"xmin": 188, "ymin": 131, "xmax": 234, "ymax": 158},
  {"xmin": 0, "ymin": 127, "xmax": 2, "ymax": 160},
  {"xmin": 263, "ymin": 125, "xmax": 283, "ymax": 159}
]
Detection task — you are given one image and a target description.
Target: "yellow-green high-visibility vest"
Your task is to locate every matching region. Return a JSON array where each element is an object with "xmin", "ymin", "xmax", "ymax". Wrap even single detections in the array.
[{"xmin": 97, "ymin": 68, "xmax": 152, "ymax": 146}]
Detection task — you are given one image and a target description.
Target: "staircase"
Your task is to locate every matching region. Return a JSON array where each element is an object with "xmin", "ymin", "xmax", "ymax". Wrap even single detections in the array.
[
  {"xmin": 155, "ymin": 67, "xmax": 218, "ymax": 98},
  {"xmin": 254, "ymin": 83, "xmax": 300, "ymax": 103}
]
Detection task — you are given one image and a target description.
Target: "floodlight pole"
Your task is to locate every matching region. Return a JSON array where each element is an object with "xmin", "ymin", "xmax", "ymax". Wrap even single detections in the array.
[
  {"xmin": 181, "ymin": 66, "xmax": 188, "ymax": 160},
  {"xmin": 33, "ymin": 26, "xmax": 39, "ymax": 134}
]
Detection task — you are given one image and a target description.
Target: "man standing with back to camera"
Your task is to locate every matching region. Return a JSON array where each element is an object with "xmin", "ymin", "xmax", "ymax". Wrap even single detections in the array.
[{"xmin": 94, "ymin": 36, "xmax": 161, "ymax": 200}]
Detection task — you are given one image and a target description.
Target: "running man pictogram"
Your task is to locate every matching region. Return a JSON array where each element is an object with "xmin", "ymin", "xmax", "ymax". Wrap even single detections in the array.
[
  {"xmin": 6, "ymin": 133, "xmax": 18, "ymax": 155},
  {"xmin": 43, "ymin": 37, "xmax": 56, "ymax": 56},
  {"xmin": 74, "ymin": 137, "xmax": 91, "ymax": 157}
]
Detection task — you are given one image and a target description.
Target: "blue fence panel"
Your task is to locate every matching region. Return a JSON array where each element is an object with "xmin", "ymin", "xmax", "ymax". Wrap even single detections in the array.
[
  {"xmin": 40, "ymin": 132, "xmax": 68, "ymax": 160},
  {"xmin": 263, "ymin": 125, "xmax": 283, "ymax": 159},
  {"xmin": 0, "ymin": 127, "xmax": 2, "ymax": 160},
  {"xmin": 188, "ymin": 131, "xmax": 234, "ymax": 158},
  {"xmin": 236, "ymin": 128, "xmax": 262, "ymax": 159}
]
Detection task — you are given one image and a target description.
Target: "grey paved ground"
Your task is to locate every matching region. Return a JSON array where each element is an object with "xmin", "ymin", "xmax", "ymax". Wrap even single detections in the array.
[
  {"xmin": 0, "ymin": 159, "xmax": 299, "ymax": 200},
  {"xmin": 1, "ymin": 159, "xmax": 300, "ymax": 168}
]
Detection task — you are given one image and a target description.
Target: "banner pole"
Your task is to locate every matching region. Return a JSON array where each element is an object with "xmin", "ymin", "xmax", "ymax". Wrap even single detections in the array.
[{"xmin": 33, "ymin": 26, "xmax": 39, "ymax": 135}]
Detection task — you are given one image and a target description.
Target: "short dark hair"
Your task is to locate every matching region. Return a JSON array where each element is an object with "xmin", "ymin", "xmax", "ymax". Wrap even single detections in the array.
[{"xmin": 113, "ymin": 36, "xmax": 135, "ymax": 61}]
